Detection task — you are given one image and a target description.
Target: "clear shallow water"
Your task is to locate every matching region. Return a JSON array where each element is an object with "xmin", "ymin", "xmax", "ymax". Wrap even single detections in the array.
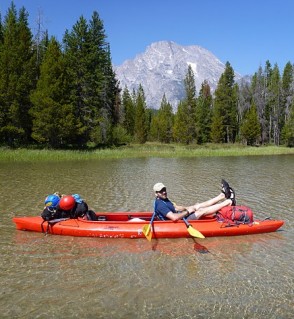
[{"xmin": 0, "ymin": 155, "xmax": 293, "ymax": 318}]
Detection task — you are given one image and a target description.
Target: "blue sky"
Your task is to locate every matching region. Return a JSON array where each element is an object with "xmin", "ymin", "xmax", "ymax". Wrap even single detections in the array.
[{"xmin": 1, "ymin": 0, "xmax": 293, "ymax": 75}]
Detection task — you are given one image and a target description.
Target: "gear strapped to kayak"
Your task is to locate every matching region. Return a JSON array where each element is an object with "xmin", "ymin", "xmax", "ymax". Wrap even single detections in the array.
[
  {"xmin": 41, "ymin": 193, "xmax": 97, "ymax": 221},
  {"xmin": 217, "ymin": 205, "xmax": 254, "ymax": 225}
]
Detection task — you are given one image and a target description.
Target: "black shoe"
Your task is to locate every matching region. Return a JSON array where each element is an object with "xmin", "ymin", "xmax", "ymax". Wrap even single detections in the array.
[
  {"xmin": 230, "ymin": 187, "xmax": 236, "ymax": 206},
  {"xmin": 221, "ymin": 179, "xmax": 231, "ymax": 199}
]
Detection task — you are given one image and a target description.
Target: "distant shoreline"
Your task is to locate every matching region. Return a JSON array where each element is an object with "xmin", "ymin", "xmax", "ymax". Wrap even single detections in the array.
[{"xmin": 1, "ymin": 143, "xmax": 293, "ymax": 162}]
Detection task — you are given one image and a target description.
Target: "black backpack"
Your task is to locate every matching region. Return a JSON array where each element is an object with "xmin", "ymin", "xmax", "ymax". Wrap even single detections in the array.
[
  {"xmin": 85, "ymin": 210, "xmax": 98, "ymax": 221},
  {"xmin": 41, "ymin": 207, "xmax": 59, "ymax": 221}
]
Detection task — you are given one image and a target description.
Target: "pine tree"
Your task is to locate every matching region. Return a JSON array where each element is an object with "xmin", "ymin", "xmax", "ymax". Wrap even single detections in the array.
[
  {"xmin": 280, "ymin": 62, "xmax": 293, "ymax": 144},
  {"xmin": 63, "ymin": 16, "xmax": 94, "ymax": 146},
  {"xmin": 145, "ymin": 107, "xmax": 153, "ymax": 141},
  {"xmin": 149, "ymin": 110, "xmax": 159, "ymax": 141},
  {"xmin": 251, "ymin": 66, "xmax": 267, "ymax": 144},
  {"xmin": 63, "ymin": 11, "xmax": 119, "ymax": 146},
  {"xmin": 281, "ymin": 63, "xmax": 294, "ymax": 146},
  {"xmin": 35, "ymin": 30, "xmax": 49, "ymax": 80},
  {"xmin": 263, "ymin": 61, "xmax": 273, "ymax": 144},
  {"xmin": 134, "ymin": 84, "xmax": 148, "ymax": 143},
  {"xmin": 0, "ymin": 12, "xmax": 3, "ymax": 43},
  {"xmin": 267, "ymin": 64, "xmax": 282, "ymax": 145},
  {"xmin": 30, "ymin": 37, "xmax": 77, "ymax": 147},
  {"xmin": 211, "ymin": 62, "xmax": 238, "ymax": 143},
  {"xmin": 156, "ymin": 94, "xmax": 173, "ymax": 143},
  {"xmin": 237, "ymin": 79, "xmax": 252, "ymax": 122},
  {"xmin": 196, "ymin": 80, "xmax": 212, "ymax": 144},
  {"xmin": 0, "ymin": 4, "xmax": 37, "ymax": 146},
  {"xmin": 210, "ymin": 109, "xmax": 224, "ymax": 143},
  {"xmin": 122, "ymin": 86, "xmax": 135, "ymax": 137},
  {"xmin": 106, "ymin": 45, "xmax": 121, "ymax": 125},
  {"xmin": 282, "ymin": 99, "xmax": 294, "ymax": 146},
  {"xmin": 88, "ymin": 12, "xmax": 121, "ymax": 145},
  {"xmin": 173, "ymin": 101, "xmax": 190, "ymax": 144},
  {"xmin": 240, "ymin": 102, "xmax": 261, "ymax": 145},
  {"xmin": 33, "ymin": 9, "xmax": 49, "ymax": 74},
  {"xmin": 183, "ymin": 65, "xmax": 197, "ymax": 143}
]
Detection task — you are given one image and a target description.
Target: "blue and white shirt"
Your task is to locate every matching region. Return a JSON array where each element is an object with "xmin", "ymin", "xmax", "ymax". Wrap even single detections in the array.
[{"xmin": 155, "ymin": 198, "xmax": 176, "ymax": 220}]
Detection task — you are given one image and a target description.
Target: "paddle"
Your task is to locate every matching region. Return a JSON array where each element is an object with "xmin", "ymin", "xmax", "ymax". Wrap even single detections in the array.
[
  {"xmin": 183, "ymin": 217, "xmax": 205, "ymax": 239},
  {"xmin": 142, "ymin": 211, "xmax": 156, "ymax": 241}
]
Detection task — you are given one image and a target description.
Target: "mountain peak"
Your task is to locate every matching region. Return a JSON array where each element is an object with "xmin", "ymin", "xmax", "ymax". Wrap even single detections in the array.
[{"xmin": 115, "ymin": 41, "xmax": 240, "ymax": 110}]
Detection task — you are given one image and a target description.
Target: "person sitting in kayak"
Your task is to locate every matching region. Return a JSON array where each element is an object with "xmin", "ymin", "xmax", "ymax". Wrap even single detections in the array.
[{"xmin": 153, "ymin": 180, "xmax": 235, "ymax": 221}]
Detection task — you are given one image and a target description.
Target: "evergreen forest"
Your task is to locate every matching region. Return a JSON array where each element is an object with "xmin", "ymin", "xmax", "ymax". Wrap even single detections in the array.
[{"xmin": 0, "ymin": 3, "xmax": 294, "ymax": 149}]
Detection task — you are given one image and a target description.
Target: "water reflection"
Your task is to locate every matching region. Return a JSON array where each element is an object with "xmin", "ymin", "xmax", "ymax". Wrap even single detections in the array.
[{"xmin": 12, "ymin": 227, "xmax": 286, "ymax": 261}]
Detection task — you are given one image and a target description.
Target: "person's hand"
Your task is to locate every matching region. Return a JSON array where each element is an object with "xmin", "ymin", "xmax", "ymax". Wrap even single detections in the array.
[
  {"xmin": 192, "ymin": 203, "xmax": 200, "ymax": 211},
  {"xmin": 186, "ymin": 206, "xmax": 195, "ymax": 214}
]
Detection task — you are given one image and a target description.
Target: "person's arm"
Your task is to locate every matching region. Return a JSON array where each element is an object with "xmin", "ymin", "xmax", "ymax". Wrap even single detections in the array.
[{"xmin": 173, "ymin": 204, "xmax": 186, "ymax": 211}]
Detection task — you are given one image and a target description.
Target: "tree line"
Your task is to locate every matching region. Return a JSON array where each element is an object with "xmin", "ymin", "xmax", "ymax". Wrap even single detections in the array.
[{"xmin": 0, "ymin": 3, "xmax": 293, "ymax": 149}]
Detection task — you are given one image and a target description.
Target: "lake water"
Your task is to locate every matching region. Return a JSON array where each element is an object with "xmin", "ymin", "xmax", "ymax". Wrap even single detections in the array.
[{"xmin": 0, "ymin": 155, "xmax": 293, "ymax": 318}]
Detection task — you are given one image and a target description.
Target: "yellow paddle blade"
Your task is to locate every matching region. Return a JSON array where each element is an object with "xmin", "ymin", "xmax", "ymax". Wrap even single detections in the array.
[
  {"xmin": 187, "ymin": 225, "xmax": 205, "ymax": 239},
  {"xmin": 142, "ymin": 224, "xmax": 152, "ymax": 241}
]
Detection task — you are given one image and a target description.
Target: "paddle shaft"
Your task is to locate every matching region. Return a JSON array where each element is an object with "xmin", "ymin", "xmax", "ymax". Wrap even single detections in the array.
[
  {"xmin": 183, "ymin": 216, "xmax": 191, "ymax": 227},
  {"xmin": 150, "ymin": 211, "xmax": 156, "ymax": 224}
]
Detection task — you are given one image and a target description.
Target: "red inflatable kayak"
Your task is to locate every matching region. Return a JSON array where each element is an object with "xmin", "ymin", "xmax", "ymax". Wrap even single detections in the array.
[{"xmin": 13, "ymin": 211, "xmax": 284, "ymax": 239}]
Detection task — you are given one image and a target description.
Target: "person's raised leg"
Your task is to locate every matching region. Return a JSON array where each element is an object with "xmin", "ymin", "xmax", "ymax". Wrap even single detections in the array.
[
  {"xmin": 189, "ymin": 198, "xmax": 233, "ymax": 220},
  {"xmin": 188, "ymin": 193, "xmax": 225, "ymax": 212}
]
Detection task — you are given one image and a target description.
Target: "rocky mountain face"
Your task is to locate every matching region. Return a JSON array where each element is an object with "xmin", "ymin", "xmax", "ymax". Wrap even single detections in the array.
[{"xmin": 114, "ymin": 41, "xmax": 242, "ymax": 110}]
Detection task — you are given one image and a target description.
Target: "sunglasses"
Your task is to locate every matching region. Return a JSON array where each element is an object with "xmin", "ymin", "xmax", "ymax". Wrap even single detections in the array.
[{"xmin": 157, "ymin": 188, "xmax": 166, "ymax": 193}]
